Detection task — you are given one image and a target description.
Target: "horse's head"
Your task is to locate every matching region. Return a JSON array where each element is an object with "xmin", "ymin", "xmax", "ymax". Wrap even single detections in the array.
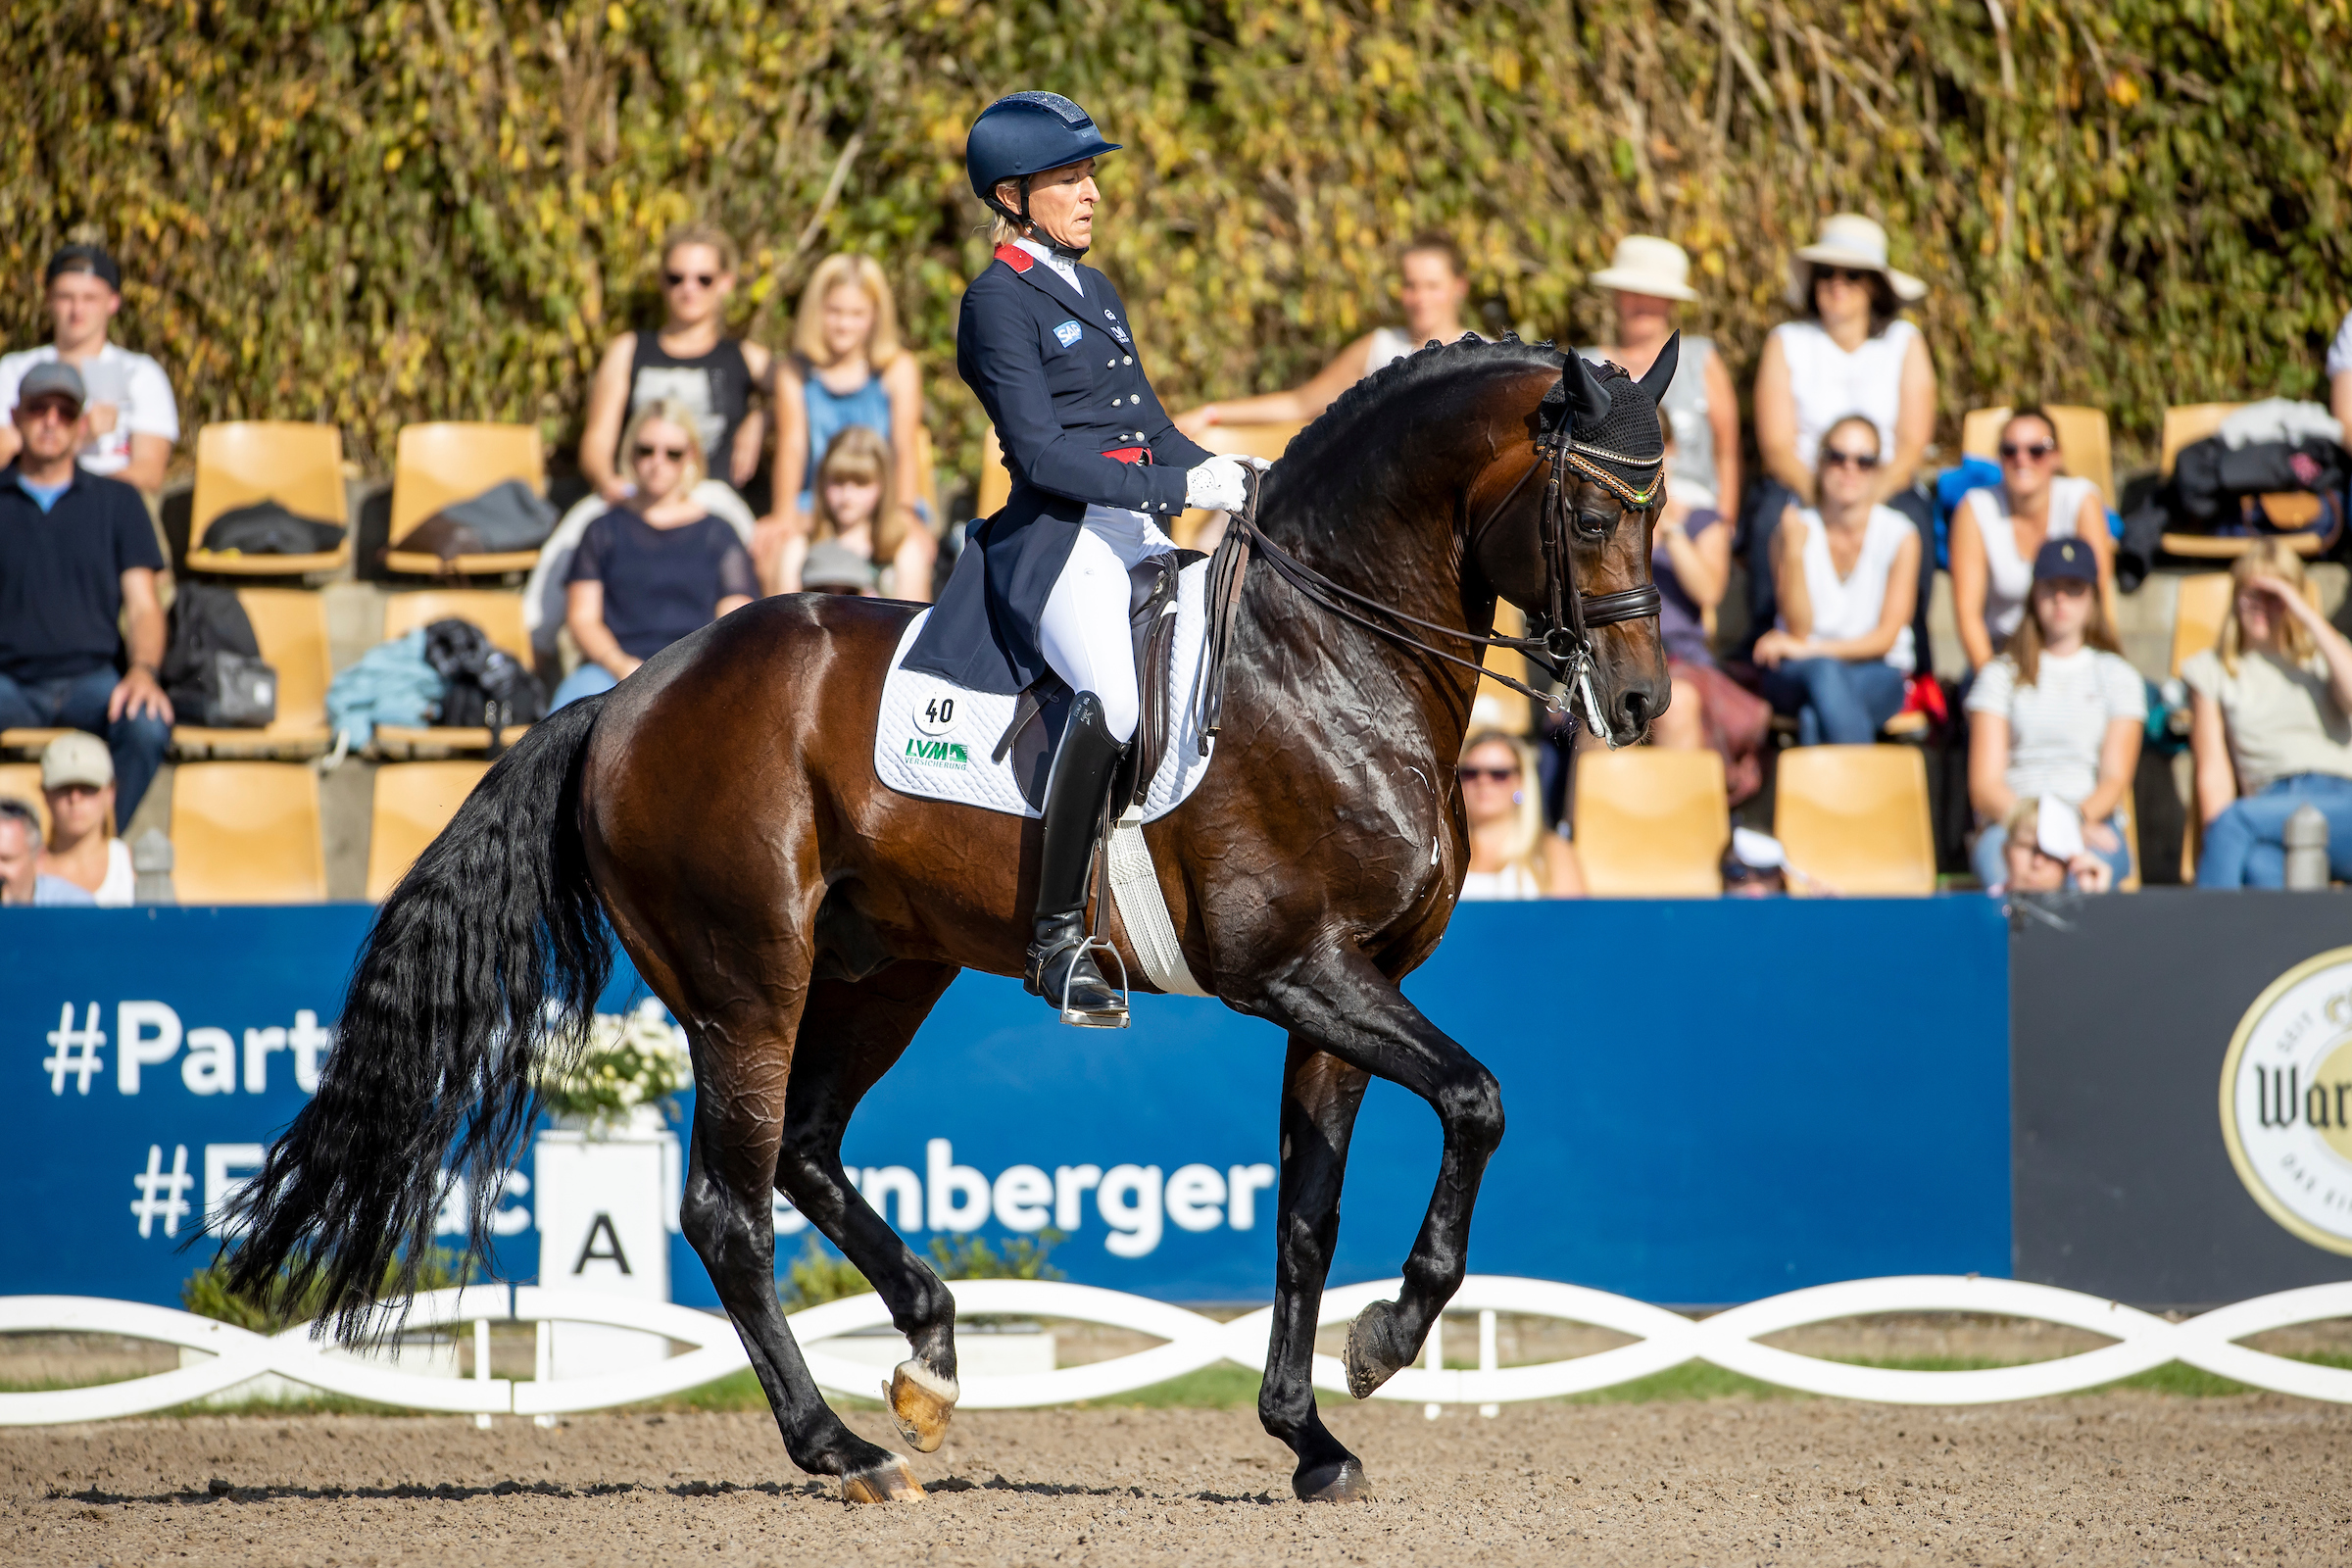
[{"xmin": 1471, "ymin": 341, "xmax": 1678, "ymax": 745}]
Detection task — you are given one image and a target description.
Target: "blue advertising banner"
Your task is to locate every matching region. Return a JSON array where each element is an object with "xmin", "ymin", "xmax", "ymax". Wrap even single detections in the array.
[{"xmin": 4, "ymin": 898, "xmax": 2010, "ymax": 1311}]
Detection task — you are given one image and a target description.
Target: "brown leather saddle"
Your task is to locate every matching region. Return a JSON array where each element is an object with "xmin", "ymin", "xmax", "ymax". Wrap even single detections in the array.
[{"xmin": 993, "ymin": 551, "xmax": 1200, "ymax": 812}]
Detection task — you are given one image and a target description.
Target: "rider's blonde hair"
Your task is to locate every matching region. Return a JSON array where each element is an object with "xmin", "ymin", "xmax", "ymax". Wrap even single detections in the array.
[{"xmin": 1462, "ymin": 729, "xmax": 1553, "ymax": 893}]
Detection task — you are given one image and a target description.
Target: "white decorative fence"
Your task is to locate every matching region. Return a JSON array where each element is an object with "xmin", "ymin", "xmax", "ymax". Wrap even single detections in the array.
[{"xmin": 5, "ymin": 1274, "xmax": 2351, "ymax": 1426}]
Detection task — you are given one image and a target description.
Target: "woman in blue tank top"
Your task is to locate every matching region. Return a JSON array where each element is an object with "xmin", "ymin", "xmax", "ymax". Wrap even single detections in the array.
[{"xmin": 763, "ymin": 253, "xmax": 927, "ymax": 591}]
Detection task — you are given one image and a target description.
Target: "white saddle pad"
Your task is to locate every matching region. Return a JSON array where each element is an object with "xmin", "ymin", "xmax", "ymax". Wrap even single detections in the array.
[{"xmin": 874, "ymin": 557, "xmax": 1220, "ymax": 822}]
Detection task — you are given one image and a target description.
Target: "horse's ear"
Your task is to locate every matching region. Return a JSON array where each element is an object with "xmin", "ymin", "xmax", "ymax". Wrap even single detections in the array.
[
  {"xmin": 1635, "ymin": 331, "xmax": 1681, "ymax": 408},
  {"xmin": 1565, "ymin": 350, "xmax": 1615, "ymax": 429}
]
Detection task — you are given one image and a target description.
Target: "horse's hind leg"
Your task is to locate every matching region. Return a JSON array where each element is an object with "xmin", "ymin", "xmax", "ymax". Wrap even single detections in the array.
[
  {"xmin": 676, "ymin": 994, "xmax": 923, "ymax": 1503},
  {"xmin": 1259, "ymin": 1037, "xmax": 1374, "ymax": 1503},
  {"xmin": 771, "ymin": 960, "xmax": 965, "ymax": 1453}
]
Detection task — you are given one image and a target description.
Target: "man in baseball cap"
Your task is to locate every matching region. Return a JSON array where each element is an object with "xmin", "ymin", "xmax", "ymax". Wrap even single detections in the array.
[
  {"xmin": 0, "ymin": 242, "xmax": 179, "ymax": 493},
  {"xmin": 38, "ymin": 731, "xmax": 133, "ymax": 905}
]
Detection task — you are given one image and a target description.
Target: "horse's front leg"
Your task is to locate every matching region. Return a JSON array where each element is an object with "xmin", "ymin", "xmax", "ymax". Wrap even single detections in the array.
[
  {"xmin": 1258, "ymin": 1037, "xmax": 1373, "ymax": 1502},
  {"xmin": 1254, "ymin": 948, "xmax": 1506, "ymax": 1404}
]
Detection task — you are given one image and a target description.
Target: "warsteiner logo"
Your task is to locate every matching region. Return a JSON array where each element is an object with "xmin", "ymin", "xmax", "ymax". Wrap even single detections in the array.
[
  {"xmin": 2221, "ymin": 946, "xmax": 2352, "ymax": 1255},
  {"xmin": 905, "ymin": 737, "xmax": 969, "ymax": 769}
]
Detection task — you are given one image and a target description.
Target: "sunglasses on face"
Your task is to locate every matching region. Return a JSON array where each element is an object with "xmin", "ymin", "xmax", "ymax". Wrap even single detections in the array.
[
  {"xmin": 1458, "ymin": 765, "xmax": 1520, "ymax": 784},
  {"xmin": 634, "ymin": 444, "xmax": 689, "ymax": 463},
  {"xmin": 2000, "ymin": 441, "xmax": 2058, "ymax": 461},
  {"xmin": 1822, "ymin": 449, "xmax": 1880, "ymax": 471},
  {"xmin": 1816, "ymin": 267, "xmax": 1873, "ymax": 286},
  {"xmin": 19, "ymin": 400, "xmax": 78, "ymax": 424},
  {"xmin": 663, "ymin": 271, "xmax": 716, "ymax": 289}
]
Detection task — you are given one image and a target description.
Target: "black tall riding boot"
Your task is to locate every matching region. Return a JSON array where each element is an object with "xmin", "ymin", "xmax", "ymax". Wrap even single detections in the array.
[{"xmin": 1025, "ymin": 691, "xmax": 1130, "ymax": 1028}]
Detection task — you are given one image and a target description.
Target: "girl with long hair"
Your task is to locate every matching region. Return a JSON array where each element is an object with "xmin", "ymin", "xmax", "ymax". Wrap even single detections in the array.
[
  {"xmin": 781, "ymin": 425, "xmax": 937, "ymax": 601},
  {"xmin": 1457, "ymin": 730, "xmax": 1583, "ymax": 899}
]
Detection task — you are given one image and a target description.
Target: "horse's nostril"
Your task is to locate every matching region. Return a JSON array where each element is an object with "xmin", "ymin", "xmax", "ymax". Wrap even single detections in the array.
[{"xmin": 1621, "ymin": 690, "xmax": 1650, "ymax": 726}]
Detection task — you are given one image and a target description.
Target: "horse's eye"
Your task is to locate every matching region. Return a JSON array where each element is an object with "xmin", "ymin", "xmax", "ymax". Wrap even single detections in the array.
[{"xmin": 1575, "ymin": 509, "xmax": 1614, "ymax": 539}]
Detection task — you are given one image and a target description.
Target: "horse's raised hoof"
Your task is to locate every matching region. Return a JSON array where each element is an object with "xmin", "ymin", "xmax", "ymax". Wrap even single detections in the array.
[
  {"xmin": 1293, "ymin": 1455, "xmax": 1371, "ymax": 1503},
  {"xmin": 886, "ymin": 1359, "xmax": 959, "ymax": 1454},
  {"xmin": 840, "ymin": 1453, "xmax": 926, "ymax": 1505},
  {"xmin": 1343, "ymin": 1298, "xmax": 1415, "ymax": 1398}
]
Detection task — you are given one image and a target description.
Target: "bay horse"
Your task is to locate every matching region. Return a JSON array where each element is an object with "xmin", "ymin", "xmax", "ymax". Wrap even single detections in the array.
[{"xmin": 225, "ymin": 335, "xmax": 1674, "ymax": 1504}]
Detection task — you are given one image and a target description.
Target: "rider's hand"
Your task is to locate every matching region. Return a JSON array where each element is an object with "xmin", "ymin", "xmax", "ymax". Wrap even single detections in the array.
[
  {"xmin": 1233, "ymin": 454, "xmax": 1273, "ymax": 473},
  {"xmin": 1185, "ymin": 456, "xmax": 1250, "ymax": 514}
]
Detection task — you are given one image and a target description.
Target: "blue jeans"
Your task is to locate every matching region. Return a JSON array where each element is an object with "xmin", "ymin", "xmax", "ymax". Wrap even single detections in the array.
[
  {"xmin": 549, "ymin": 662, "xmax": 618, "ymax": 711},
  {"xmin": 1974, "ymin": 814, "xmax": 2132, "ymax": 892},
  {"xmin": 1757, "ymin": 657, "xmax": 1907, "ymax": 746},
  {"xmin": 0, "ymin": 665, "xmax": 172, "ymax": 823},
  {"xmin": 2196, "ymin": 773, "xmax": 2352, "ymax": 888}
]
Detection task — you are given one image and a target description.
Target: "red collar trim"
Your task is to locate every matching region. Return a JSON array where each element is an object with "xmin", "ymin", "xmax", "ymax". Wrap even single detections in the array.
[{"xmin": 994, "ymin": 242, "xmax": 1035, "ymax": 273}]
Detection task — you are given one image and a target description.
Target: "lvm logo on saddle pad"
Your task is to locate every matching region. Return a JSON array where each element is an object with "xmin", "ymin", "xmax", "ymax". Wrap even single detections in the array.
[{"xmin": 873, "ymin": 559, "xmax": 1219, "ymax": 820}]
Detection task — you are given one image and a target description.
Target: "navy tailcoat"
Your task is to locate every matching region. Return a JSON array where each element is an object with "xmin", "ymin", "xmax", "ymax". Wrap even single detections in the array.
[{"xmin": 903, "ymin": 244, "xmax": 1212, "ymax": 694}]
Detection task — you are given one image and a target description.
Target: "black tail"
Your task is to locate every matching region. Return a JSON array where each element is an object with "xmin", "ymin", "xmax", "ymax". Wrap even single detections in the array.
[{"xmin": 222, "ymin": 695, "xmax": 613, "ymax": 1341}]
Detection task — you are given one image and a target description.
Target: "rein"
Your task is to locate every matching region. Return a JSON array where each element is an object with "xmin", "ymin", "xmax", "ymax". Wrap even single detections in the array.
[{"xmin": 1201, "ymin": 371, "xmax": 1661, "ymax": 749}]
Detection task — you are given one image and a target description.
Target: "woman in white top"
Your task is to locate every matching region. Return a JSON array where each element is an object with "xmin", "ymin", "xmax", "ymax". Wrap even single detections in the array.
[
  {"xmin": 2184, "ymin": 541, "xmax": 2352, "ymax": 886},
  {"xmin": 1581, "ymin": 235, "xmax": 1740, "ymax": 513},
  {"xmin": 1174, "ymin": 233, "xmax": 1476, "ymax": 437},
  {"xmin": 1744, "ymin": 215, "xmax": 1936, "ymax": 656},
  {"xmin": 1950, "ymin": 408, "xmax": 2116, "ymax": 671},
  {"xmin": 1750, "ymin": 416, "xmax": 1920, "ymax": 745},
  {"xmin": 1964, "ymin": 536, "xmax": 2143, "ymax": 889},
  {"xmin": 1457, "ymin": 730, "xmax": 1581, "ymax": 900}
]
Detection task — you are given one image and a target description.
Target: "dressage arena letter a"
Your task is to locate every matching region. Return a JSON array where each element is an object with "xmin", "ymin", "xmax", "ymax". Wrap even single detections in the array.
[{"xmin": 573, "ymin": 1212, "xmax": 633, "ymax": 1276}]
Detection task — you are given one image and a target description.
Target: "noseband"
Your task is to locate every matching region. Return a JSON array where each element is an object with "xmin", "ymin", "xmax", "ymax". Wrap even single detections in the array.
[{"xmin": 1209, "ymin": 362, "xmax": 1662, "ymax": 748}]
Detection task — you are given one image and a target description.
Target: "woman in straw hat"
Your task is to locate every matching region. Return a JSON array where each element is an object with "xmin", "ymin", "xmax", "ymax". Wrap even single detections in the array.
[
  {"xmin": 1582, "ymin": 235, "xmax": 1738, "ymax": 514},
  {"xmin": 1742, "ymin": 213, "xmax": 1938, "ymax": 664}
]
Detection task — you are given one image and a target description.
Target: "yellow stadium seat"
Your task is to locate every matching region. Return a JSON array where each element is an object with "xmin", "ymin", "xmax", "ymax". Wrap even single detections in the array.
[
  {"xmin": 170, "ymin": 761, "xmax": 325, "ymax": 904},
  {"xmin": 1575, "ymin": 749, "xmax": 1729, "ymax": 895},
  {"xmin": 1959, "ymin": 405, "xmax": 2117, "ymax": 507},
  {"xmin": 1773, "ymin": 745, "xmax": 1936, "ymax": 896},
  {"xmin": 0, "ymin": 727, "xmax": 74, "ymax": 758},
  {"xmin": 172, "ymin": 588, "xmax": 334, "ymax": 759},
  {"xmin": 365, "ymin": 760, "xmax": 489, "ymax": 902},
  {"xmin": 382, "ymin": 422, "xmax": 547, "ymax": 577},
  {"xmin": 2157, "ymin": 403, "xmax": 2329, "ymax": 560},
  {"xmin": 184, "ymin": 422, "xmax": 350, "ymax": 576},
  {"xmin": 0, "ymin": 762, "xmax": 50, "ymax": 839},
  {"xmin": 373, "ymin": 590, "xmax": 536, "ymax": 757}
]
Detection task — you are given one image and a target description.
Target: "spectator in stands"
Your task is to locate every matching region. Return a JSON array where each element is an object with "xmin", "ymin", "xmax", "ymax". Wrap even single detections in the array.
[
  {"xmin": 1950, "ymin": 408, "xmax": 2115, "ymax": 673},
  {"xmin": 801, "ymin": 539, "xmax": 879, "ymax": 596},
  {"xmin": 0, "ymin": 364, "xmax": 172, "ymax": 820},
  {"xmin": 2329, "ymin": 307, "xmax": 2352, "ymax": 459},
  {"xmin": 551, "ymin": 401, "xmax": 758, "ymax": 710},
  {"xmin": 1645, "ymin": 413, "xmax": 1769, "ymax": 802},
  {"xmin": 1748, "ymin": 416, "xmax": 1920, "ymax": 745},
  {"xmin": 0, "ymin": 245, "xmax": 178, "ymax": 495},
  {"xmin": 0, "ymin": 799, "xmax": 92, "ymax": 906},
  {"xmin": 1986, "ymin": 797, "xmax": 2114, "ymax": 897},
  {"xmin": 1458, "ymin": 730, "xmax": 1583, "ymax": 899},
  {"xmin": 1965, "ymin": 537, "xmax": 2142, "ymax": 889},
  {"xmin": 1173, "ymin": 233, "xmax": 1479, "ymax": 438},
  {"xmin": 763, "ymin": 253, "xmax": 927, "ymax": 590},
  {"xmin": 774, "ymin": 425, "xmax": 935, "ymax": 601},
  {"xmin": 1582, "ymin": 235, "xmax": 1739, "ymax": 514},
  {"xmin": 579, "ymin": 223, "xmax": 771, "ymax": 506},
  {"xmin": 2184, "ymin": 541, "xmax": 2352, "ymax": 887},
  {"xmin": 35, "ymin": 732, "xmax": 132, "ymax": 906},
  {"xmin": 1746, "ymin": 215, "xmax": 1936, "ymax": 657}
]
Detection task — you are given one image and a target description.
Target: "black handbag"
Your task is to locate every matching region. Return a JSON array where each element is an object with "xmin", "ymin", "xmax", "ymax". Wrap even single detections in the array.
[
  {"xmin": 188, "ymin": 652, "xmax": 278, "ymax": 727},
  {"xmin": 161, "ymin": 584, "xmax": 278, "ymax": 727}
]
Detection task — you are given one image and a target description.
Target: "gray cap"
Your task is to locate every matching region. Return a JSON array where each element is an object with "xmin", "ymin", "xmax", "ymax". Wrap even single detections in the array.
[
  {"xmin": 802, "ymin": 540, "xmax": 879, "ymax": 594},
  {"xmin": 16, "ymin": 362, "xmax": 85, "ymax": 410}
]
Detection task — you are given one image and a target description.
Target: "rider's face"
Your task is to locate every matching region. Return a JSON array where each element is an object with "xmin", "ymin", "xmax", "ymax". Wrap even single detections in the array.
[{"xmin": 1006, "ymin": 160, "xmax": 1100, "ymax": 250}]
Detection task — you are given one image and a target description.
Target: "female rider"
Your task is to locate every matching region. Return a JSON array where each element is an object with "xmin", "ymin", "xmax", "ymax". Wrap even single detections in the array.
[{"xmin": 904, "ymin": 92, "xmax": 1258, "ymax": 1028}]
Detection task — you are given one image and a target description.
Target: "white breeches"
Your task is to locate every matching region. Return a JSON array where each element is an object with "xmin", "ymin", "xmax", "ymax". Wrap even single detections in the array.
[{"xmin": 1038, "ymin": 504, "xmax": 1176, "ymax": 743}]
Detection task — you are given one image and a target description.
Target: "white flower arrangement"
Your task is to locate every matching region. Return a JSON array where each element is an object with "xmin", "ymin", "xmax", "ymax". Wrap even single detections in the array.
[{"xmin": 537, "ymin": 999, "xmax": 693, "ymax": 1130}]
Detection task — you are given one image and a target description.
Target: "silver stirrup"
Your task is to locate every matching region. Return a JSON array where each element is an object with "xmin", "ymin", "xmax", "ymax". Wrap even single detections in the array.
[{"xmin": 1058, "ymin": 935, "xmax": 1131, "ymax": 1029}]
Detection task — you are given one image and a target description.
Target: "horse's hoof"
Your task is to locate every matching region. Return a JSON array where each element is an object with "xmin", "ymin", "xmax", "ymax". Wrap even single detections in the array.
[
  {"xmin": 1343, "ymin": 1298, "xmax": 1414, "ymax": 1398},
  {"xmin": 840, "ymin": 1453, "xmax": 926, "ymax": 1505},
  {"xmin": 1293, "ymin": 1455, "xmax": 1371, "ymax": 1503},
  {"xmin": 886, "ymin": 1359, "xmax": 959, "ymax": 1454}
]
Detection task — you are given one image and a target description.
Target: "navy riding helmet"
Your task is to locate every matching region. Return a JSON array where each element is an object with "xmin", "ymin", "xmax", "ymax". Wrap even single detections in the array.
[{"xmin": 965, "ymin": 92, "xmax": 1121, "ymax": 225}]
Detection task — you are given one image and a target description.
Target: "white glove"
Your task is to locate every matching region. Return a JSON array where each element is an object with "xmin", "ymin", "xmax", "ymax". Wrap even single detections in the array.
[
  {"xmin": 1233, "ymin": 454, "xmax": 1274, "ymax": 473},
  {"xmin": 1184, "ymin": 455, "xmax": 1251, "ymax": 513}
]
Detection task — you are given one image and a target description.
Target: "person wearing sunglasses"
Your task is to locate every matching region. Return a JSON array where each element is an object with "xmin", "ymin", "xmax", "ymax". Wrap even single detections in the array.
[
  {"xmin": 1744, "ymin": 215, "xmax": 1936, "ymax": 664},
  {"xmin": 1749, "ymin": 416, "xmax": 1920, "ymax": 745},
  {"xmin": 579, "ymin": 222, "xmax": 771, "ymax": 507},
  {"xmin": 1965, "ymin": 537, "xmax": 2141, "ymax": 891},
  {"xmin": 1455, "ymin": 730, "xmax": 1582, "ymax": 900},
  {"xmin": 2183, "ymin": 540, "xmax": 2352, "ymax": 887},
  {"xmin": 551, "ymin": 400, "xmax": 757, "ymax": 710},
  {"xmin": 1949, "ymin": 409, "xmax": 2114, "ymax": 674}
]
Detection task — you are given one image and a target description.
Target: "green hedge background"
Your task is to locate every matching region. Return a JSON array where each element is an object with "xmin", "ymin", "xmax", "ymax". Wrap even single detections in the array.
[{"xmin": 2, "ymin": 0, "xmax": 2345, "ymax": 488}]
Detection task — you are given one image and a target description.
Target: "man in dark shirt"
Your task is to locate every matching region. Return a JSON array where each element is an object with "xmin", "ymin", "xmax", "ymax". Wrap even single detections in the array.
[{"xmin": 0, "ymin": 363, "xmax": 172, "ymax": 820}]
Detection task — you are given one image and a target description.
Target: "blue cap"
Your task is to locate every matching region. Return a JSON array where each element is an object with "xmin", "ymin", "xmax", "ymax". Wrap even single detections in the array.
[
  {"xmin": 965, "ymin": 93, "xmax": 1121, "ymax": 213},
  {"xmin": 2033, "ymin": 536, "xmax": 2097, "ymax": 585}
]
